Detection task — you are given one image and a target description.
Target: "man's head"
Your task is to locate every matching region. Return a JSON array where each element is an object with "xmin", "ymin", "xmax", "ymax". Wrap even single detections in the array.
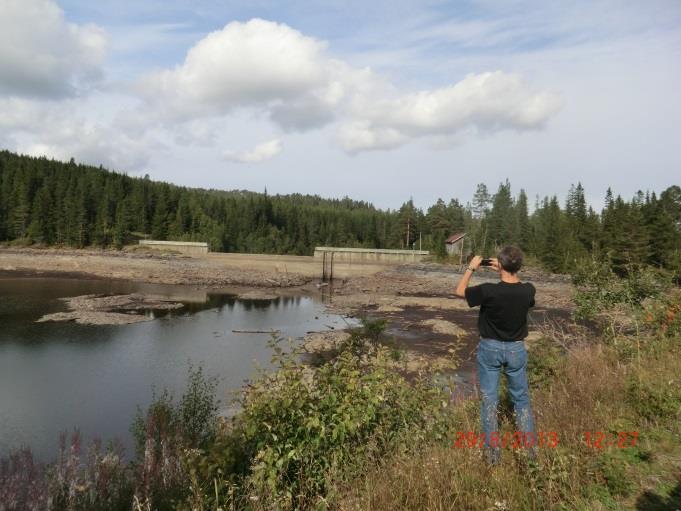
[{"xmin": 497, "ymin": 245, "xmax": 524, "ymax": 274}]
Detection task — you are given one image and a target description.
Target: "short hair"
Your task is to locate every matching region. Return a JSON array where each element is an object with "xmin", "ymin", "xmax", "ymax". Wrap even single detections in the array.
[{"xmin": 497, "ymin": 245, "xmax": 524, "ymax": 273}]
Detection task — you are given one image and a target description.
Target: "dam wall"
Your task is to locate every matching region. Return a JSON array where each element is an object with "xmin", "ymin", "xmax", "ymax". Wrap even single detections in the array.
[{"xmin": 314, "ymin": 247, "xmax": 430, "ymax": 280}]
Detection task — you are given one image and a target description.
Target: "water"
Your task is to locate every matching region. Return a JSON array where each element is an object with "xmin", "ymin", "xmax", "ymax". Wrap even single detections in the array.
[{"xmin": 0, "ymin": 276, "xmax": 348, "ymax": 460}]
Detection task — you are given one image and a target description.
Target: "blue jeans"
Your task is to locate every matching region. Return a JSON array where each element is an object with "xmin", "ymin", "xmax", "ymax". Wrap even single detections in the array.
[{"xmin": 476, "ymin": 338, "xmax": 535, "ymax": 463}]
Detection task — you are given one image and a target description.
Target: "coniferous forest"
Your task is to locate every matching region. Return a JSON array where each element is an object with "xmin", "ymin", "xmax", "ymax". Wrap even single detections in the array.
[{"xmin": 0, "ymin": 149, "xmax": 679, "ymax": 276}]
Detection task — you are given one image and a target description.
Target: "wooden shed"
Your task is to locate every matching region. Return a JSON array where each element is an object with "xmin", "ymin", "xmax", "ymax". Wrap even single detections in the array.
[{"xmin": 445, "ymin": 232, "xmax": 468, "ymax": 261}]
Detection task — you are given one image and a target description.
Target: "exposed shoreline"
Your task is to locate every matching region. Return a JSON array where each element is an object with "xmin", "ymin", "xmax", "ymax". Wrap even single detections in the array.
[
  {"xmin": 1, "ymin": 246, "xmax": 576, "ymax": 376},
  {"xmin": 0, "ymin": 247, "xmax": 314, "ymax": 289}
]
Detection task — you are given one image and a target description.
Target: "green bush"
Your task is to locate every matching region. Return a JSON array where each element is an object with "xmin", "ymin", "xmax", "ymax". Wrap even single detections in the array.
[
  {"xmin": 192, "ymin": 322, "xmax": 451, "ymax": 509},
  {"xmin": 527, "ymin": 338, "xmax": 563, "ymax": 386},
  {"xmin": 340, "ymin": 316, "xmax": 388, "ymax": 356},
  {"xmin": 640, "ymin": 291, "xmax": 681, "ymax": 337},
  {"xmin": 596, "ymin": 452, "xmax": 633, "ymax": 497},
  {"xmin": 625, "ymin": 376, "xmax": 681, "ymax": 422},
  {"xmin": 572, "ymin": 260, "xmax": 672, "ymax": 321}
]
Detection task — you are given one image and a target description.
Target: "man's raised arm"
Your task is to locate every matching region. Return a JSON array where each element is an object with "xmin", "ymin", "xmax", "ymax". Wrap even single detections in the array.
[{"xmin": 454, "ymin": 255, "xmax": 482, "ymax": 298}]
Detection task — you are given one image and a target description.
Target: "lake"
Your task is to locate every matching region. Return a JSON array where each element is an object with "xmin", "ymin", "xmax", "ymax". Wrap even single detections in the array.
[{"xmin": 0, "ymin": 276, "xmax": 348, "ymax": 460}]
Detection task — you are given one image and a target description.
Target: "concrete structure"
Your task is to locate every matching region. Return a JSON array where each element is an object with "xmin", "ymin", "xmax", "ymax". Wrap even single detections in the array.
[
  {"xmin": 139, "ymin": 240, "xmax": 209, "ymax": 256},
  {"xmin": 314, "ymin": 246, "xmax": 430, "ymax": 280}
]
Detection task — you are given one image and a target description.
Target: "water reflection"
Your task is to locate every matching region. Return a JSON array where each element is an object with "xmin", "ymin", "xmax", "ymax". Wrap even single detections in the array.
[{"xmin": 0, "ymin": 277, "xmax": 346, "ymax": 460}]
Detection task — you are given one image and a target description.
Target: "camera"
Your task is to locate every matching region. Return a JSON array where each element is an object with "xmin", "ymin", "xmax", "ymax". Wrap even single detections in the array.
[{"xmin": 480, "ymin": 258, "xmax": 493, "ymax": 267}]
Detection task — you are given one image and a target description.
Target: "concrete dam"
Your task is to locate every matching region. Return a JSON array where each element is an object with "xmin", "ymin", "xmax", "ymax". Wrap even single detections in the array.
[{"xmin": 314, "ymin": 247, "xmax": 430, "ymax": 280}]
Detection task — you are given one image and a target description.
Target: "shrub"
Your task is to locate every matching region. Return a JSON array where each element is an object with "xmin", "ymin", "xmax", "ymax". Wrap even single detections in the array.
[
  {"xmin": 130, "ymin": 365, "xmax": 219, "ymax": 509},
  {"xmin": 192, "ymin": 322, "xmax": 452, "ymax": 509},
  {"xmin": 527, "ymin": 337, "xmax": 564, "ymax": 386},
  {"xmin": 640, "ymin": 290, "xmax": 681, "ymax": 337},
  {"xmin": 339, "ymin": 316, "xmax": 388, "ymax": 356},
  {"xmin": 47, "ymin": 432, "xmax": 132, "ymax": 511},
  {"xmin": 572, "ymin": 260, "xmax": 672, "ymax": 321},
  {"xmin": 0, "ymin": 448, "xmax": 48, "ymax": 511},
  {"xmin": 625, "ymin": 376, "xmax": 681, "ymax": 422},
  {"xmin": 0, "ymin": 432, "xmax": 132, "ymax": 511},
  {"xmin": 595, "ymin": 452, "xmax": 633, "ymax": 497}
]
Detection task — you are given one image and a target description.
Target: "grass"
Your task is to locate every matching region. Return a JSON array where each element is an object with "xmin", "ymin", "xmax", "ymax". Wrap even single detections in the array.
[{"xmin": 333, "ymin": 333, "xmax": 681, "ymax": 511}]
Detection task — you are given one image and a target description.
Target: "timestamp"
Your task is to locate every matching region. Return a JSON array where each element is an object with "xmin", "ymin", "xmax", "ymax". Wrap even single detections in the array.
[
  {"xmin": 452, "ymin": 431, "xmax": 558, "ymax": 449},
  {"xmin": 584, "ymin": 431, "xmax": 638, "ymax": 449}
]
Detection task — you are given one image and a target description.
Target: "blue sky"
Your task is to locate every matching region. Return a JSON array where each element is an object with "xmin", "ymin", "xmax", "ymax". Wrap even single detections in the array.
[{"xmin": 1, "ymin": 0, "xmax": 679, "ymax": 210}]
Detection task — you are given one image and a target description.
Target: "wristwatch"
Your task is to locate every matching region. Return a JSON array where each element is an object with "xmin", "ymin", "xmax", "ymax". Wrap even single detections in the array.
[{"xmin": 467, "ymin": 266, "xmax": 476, "ymax": 272}]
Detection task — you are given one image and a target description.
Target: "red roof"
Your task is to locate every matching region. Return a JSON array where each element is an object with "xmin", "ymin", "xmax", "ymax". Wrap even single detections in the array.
[{"xmin": 445, "ymin": 232, "xmax": 466, "ymax": 244}]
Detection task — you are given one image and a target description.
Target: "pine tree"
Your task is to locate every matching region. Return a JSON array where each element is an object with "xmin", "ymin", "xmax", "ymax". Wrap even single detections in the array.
[
  {"xmin": 515, "ymin": 189, "xmax": 530, "ymax": 251},
  {"xmin": 151, "ymin": 188, "xmax": 169, "ymax": 240},
  {"xmin": 642, "ymin": 193, "xmax": 677, "ymax": 267},
  {"xmin": 426, "ymin": 198, "xmax": 450, "ymax": 256},
  {"xmin": 487, "ymin": 180, "xmax": 515, "ymax": 250},
  {"xmin": 393, "ymin": 199, "xmax": 419, "ymax": 249},
  {"xmin": 471, "ymin": 183, "xmax": 491, "ymax": 219},
  {"xmin": 27, "ymin": 184, "xmax": 53, "ymax": 244}
]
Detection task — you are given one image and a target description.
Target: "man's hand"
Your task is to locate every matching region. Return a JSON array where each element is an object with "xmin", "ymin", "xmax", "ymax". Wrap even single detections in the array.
[
  {"xmin": 469, "ymin": 255, "xmax": 483, "ymax": 271},
  {"xmin": 489, "ymin": 257, "xmax": 500, "ymax": 271}
]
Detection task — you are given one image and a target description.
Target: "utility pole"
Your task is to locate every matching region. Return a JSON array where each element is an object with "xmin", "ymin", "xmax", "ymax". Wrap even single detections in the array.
[{"xmin": 419, "ymin": 231, "xmax": 422, "ymax": 251}]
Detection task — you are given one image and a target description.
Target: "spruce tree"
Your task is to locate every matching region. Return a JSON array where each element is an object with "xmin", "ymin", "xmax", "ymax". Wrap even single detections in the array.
[{"xmin": 515, "ymin": 189, "xmax": 530, "ymax": 251}]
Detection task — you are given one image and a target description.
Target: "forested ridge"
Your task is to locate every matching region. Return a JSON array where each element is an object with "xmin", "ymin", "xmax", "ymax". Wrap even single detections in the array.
[{"xmin": 0, "ymin": 150, "xmax": 679, "ymax": 275}]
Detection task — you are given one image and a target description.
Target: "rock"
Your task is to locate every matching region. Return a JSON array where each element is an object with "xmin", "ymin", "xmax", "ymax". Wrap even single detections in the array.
[
  {"xmin": 37, "ymin": 311, "xmax": 152, "ymax": 325},
  {"xmin": 36, "ymin": 293, "xmax": 184, "ymax": 325}
]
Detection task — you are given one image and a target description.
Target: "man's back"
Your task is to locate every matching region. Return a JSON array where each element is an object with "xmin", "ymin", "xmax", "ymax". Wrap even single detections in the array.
[{"xmin": 465, "ymin": 281, "xmax": 535, "ymax": 341}]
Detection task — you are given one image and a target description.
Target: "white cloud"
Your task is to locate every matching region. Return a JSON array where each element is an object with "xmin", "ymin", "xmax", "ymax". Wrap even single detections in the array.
[
  {"xmin": 139, "ymin": 18, "xmax": 360, "ymax": 130},
  {"xmin": 339, "ymin": 72, "xmax": 562, "ymax": 152},
  {"xmin": 0, "ymin": 0, "xmax": 107, "ymax": 98},
  {"xmin": 0, "ymin": 97, "xmax": 153, "ymax": 171},
  {"xmin": 0, "ymin": 10, "xmax": 562, "ymax": 172},
  {"xmin": 137, "ymin": 18, "xmax": 560, "ymax": 153},
  {"xmin": 223, "ymin": 139, "xmax": 282, "ymax": 163},
  {"xmin": 338, "ymin": 122, "xmax": 408, "ymax": 153}
]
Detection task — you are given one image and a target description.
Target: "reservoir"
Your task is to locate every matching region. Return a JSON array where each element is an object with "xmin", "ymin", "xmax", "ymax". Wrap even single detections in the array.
[{"xmin": 0, "ymin": 276, "xmax": 347, "ymax": 460}]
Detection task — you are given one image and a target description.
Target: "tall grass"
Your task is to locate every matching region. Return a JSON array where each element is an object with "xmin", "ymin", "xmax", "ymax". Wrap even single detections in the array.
[{"xmin": 335, "ymin": 295, "xmax": 681, "ymax": 510}]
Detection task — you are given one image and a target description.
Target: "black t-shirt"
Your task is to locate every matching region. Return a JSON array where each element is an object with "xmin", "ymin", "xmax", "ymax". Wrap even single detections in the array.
[{"xmin": 465, "ymin": 281, "xmax": 536, "ymax": 341}]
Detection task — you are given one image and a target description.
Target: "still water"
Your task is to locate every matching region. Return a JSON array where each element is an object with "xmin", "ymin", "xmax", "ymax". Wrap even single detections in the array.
[{"xmin": 0, "ymin": 276, "xmax": 347, "ymax": 460}]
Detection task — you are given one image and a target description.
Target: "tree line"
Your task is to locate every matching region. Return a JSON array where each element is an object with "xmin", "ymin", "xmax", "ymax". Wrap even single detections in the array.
[{"xmin": 0, "ymin": 150, "xmax": 679, "ymax": 276}]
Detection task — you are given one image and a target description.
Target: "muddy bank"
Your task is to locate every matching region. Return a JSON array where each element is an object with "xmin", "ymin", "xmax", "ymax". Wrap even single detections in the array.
[
  {"xmin": 0, "ymin": 248, "xmax": 574, "ymax": 310},
  {"xmin": 37, "ymin": 293, "xmax": 185, "ymax": 325},
  {"xmin": 326, "ymin": 265, "xmax": 574, "ymax": 313},
  {"xmin": 312, "ymin": 265, "xmax": 577, "ymax": 390},
  {"xmin": 303, "ymin": 300, "xmax": 576, "ymax": 396}
]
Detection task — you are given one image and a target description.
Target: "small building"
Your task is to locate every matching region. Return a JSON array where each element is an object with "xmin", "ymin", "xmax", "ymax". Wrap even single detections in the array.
[
  {"xmin": 138, "ymin": 240, "xmax": 209, "ymax": 256},
  {"xmin": 445, "ymin": 232, "xmax": 468, "ymax": 260}
]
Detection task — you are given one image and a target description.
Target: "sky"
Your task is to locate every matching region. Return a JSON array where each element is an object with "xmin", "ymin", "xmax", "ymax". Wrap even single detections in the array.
[{"xmin": 0, "ymin": 0, "xmax": 679, "ymax": 211}]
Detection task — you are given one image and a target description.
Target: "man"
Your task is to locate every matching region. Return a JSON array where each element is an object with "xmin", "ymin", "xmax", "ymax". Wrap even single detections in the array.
[{"xmin": 454, "ymin": 245, "xmax": 536, "ymax": 464}]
